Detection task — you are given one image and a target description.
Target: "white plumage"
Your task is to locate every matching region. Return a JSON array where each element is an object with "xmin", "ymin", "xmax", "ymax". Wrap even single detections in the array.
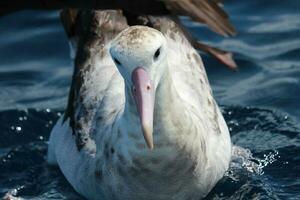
[{"xmin": 47, "ymin": 11, "xmax": 231, "ymax": 200}]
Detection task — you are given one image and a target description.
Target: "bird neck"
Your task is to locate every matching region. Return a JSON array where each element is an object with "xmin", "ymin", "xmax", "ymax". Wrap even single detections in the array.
[
  {"xmin": 154, "ymin": 66, "xmax": 191, "ymax": 140},
  {"xmin": 122, "ymin": 65, "xmax": 191, "ymax": 145}
]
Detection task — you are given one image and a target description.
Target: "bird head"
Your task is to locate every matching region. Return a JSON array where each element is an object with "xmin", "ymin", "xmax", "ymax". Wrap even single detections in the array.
[{"xmin": 109, "ymin": 26, "xmax": 168, "ymax": 150}]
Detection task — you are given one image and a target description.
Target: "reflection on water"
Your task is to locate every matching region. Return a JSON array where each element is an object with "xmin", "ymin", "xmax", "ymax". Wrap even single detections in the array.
[{"xmin": 0, "ymin": 0, "xmax": 299, "ymax": 199}]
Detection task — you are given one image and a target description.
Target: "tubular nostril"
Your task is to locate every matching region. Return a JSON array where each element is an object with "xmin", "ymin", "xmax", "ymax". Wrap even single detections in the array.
[{"xmin": 147, "ymin": 85, "xmax": 151, "ymax": 90}]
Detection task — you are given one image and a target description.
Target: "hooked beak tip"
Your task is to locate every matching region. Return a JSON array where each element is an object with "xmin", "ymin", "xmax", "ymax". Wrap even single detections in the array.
[
  {"xmin": 149, "ymin": 145, "xmax": 154, "ymax": 150},
  {"xmin": 142, "ymin": 124, "xmax": 154, "ymax": 150},
  {"xmin": 147, "ymin": 141, "xmax": 154, "ymax": 150}
]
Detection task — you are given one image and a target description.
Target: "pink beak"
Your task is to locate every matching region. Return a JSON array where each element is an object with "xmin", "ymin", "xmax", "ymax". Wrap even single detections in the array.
[{"xmin": 131, "ymin": 67, "xmax": 155, "ymax": 150}]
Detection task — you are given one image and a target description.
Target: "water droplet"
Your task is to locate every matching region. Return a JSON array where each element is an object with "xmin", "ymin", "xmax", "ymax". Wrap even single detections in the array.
[
  {"xmin": 39, "ymin": 136, "xmax": 44, "ymax": 140},
  {"xmin": 10, "ymin": 126, "xmax": 15, "ymax": 130},
  {"xmin": 11, "ymin": 188, "xmax": 18, "ymax": 195},
  {"xmin": 16, "ymin": 185, "xmax": 24, "ymax": 192},
  {"xmin": 46, "ymin": 108, "xmax": 51, "ymax": 113},
  {"xmin": 16, "ymin": 126, "xmax": 22, "ymax": 132}
]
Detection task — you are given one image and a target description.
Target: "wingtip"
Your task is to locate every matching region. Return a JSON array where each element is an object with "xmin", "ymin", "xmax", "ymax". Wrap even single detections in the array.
[
  {"xmin": 194, "ymin": 42, "xmax": 238, "ymax": 70},
  {"xmin": 216, "ymin": 52, "xmax": 238, "ymax": 70},
  {"xmin": 165, "ymin": 0, "xmax": 236, "ymax": 37}
]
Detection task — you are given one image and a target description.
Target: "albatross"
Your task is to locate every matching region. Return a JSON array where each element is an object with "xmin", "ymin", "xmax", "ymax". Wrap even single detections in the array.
[{"xmin": 47, "ymin": 2, "xmax": 233, "ymax": 200}]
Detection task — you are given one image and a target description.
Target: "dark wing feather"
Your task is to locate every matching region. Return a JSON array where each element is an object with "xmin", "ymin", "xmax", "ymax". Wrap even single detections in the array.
[
  {"xmin": 60, "ymin": 9, "xmax": 79, "ymax": 39},
  {"xmin": 0, "ymin": 0, "xmax": 237, "ymax": 68},
  {"xmin": 1, "ymin": 0, "xmax": 235, "ymax": 35},
  {"xmin": 164, "ymin": 0, "xmax": 235, "ymax": 36},
  {"xmin": 193, "ymin": 42, "xmax": 237, "ymax": 70},
  {"xmin": 172, "ymin": 16, "xmax": 237, "ymax": 69}
]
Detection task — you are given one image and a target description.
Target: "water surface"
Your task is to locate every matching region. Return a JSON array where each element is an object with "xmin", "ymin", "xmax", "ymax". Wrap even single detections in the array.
[{"xmin": 0, "ymin": 0, "xmax": 299, "ymax": 199}]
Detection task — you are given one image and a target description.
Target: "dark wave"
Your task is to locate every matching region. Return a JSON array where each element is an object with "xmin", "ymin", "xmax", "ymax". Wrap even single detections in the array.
[{"xmin": 0, "ymin": 107, "xmax": 298, "ymax": 199}]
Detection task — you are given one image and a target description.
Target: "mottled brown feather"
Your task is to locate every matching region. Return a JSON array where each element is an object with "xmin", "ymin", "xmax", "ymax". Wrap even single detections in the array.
[{"xmin": 63, "ymin": 10, "xmax": 128, "ymax": 150}]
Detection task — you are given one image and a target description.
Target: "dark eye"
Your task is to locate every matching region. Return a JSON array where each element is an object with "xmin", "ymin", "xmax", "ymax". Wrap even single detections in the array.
[
  {"xmin": 153, "ymin": 47, "xmax": 161, "ymax": 61},
  {"xmin": 114, "ymin": 58, "xmax": 121, "ymax": 65}
]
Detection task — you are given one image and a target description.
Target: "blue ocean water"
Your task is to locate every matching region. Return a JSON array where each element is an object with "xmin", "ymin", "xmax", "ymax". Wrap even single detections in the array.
[{"xmin": 0, "ymin": 0, "xmax": 299, "ymax": 199}]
